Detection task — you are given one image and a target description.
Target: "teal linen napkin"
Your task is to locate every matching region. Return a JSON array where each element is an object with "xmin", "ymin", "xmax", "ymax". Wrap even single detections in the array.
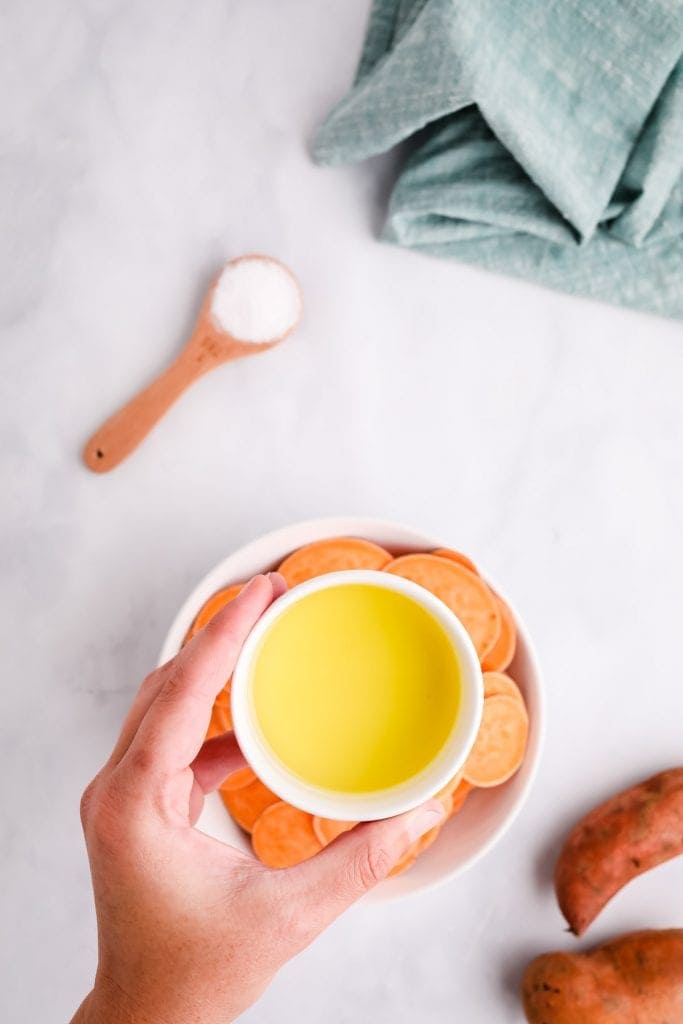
[{"xmin": 313, "ymin": 0, "xmax": 683, "ymax": 319}]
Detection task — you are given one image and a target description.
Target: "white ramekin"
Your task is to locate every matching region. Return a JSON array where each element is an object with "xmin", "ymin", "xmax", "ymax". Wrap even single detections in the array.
[{"xmin": 230, "ymin": 569, "xmax": 484, "ymax": 822}]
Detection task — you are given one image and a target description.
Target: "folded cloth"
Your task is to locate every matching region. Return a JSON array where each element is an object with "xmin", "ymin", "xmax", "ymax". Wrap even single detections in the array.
[{"xmin": 313, "ymin": 0, "xmax": 683, "ymax": 319}]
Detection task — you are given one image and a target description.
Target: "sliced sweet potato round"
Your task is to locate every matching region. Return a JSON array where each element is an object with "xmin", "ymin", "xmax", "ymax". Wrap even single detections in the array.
[
  {"xmin": 383, "ymin": 553, "xmax": 501, "ymax": 660},
  {"xmin": 432, "ymin": 548, "xmax": 479, "ymax": 575},
  {"xmin": 220, "ymin": 766, "xmax": 256, "ymax": 792},
  {"xmin": 251, "ymin": 802, "xmax": 322, "ymax": 868},
  {"xmin": 185, "ymin": 584, "xmax": 244, "ymax": 642},
  {"xmin": 435, "ymin": 770, "xmax": 464, "ymax": 803},
  {"xmin": 481, "ymin": 590, "xmax": 517, "ymax": 673},
  {"xmin": 483, "ymin": 671, "xmax": 524, "ymax": 706},
  {"xmin": 312, "ymin": 817, "xmax": 357, "ymax": 847},
  {"xmin": 220, "ymin": 777, "xmax": 279, "ymax": 833},
  {"xmin": 388, "ymin": 844, "xmax": 419, "ymax": 877},
  {"xmin": 463, "ymin": 694, "xmax": 528, "ymax": 787},
  {"xmin": 215, "ymin": 680, "xmax": 233, "ymax": 729},
  {"xmin": 450, "ymin": 779, "xmax": 473, "ymax": 817},
  {"xmin": 205, "ymin": 705, "xmax": 228, "ymax": 740},
  {"xmin": 277, "ymin": 537, "xmax": 391, "ymax": 587}
]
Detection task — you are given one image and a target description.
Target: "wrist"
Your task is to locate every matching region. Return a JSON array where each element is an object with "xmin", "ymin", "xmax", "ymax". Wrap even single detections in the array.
[
  {"xmin": 80, "ymin": 973, "xmax": 235, "ymax": 1024},
  {"xmin": 75, "ymin": 977, "xmax": 160, "ymax": 1024}
]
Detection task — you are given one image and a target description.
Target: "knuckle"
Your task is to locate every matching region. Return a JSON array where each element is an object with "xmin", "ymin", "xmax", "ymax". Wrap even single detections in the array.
[
  {"xmin": 140, "ymin": 668, "xmax": 161, "ymax": 695},
  {"xmin": 128, "ymin": 743, "xmax": 156, "ymax": 775},
  {"xmin": 83, "ymin": 779, "xmax": 127, "ymax": 849},
  {"xmin": 156, "ymin": 666, "xmax": 186, "ymax": 706},
  {"xmin": 79, "ymin": 777, "xmax": 99, "ymax": 828},
  {"xmin": 141, "ymin": 666, "xmax": 159, "ymax": 686},
  {"xmin": 81, "ymin": 765, "xmax": 160, "ymax": 857},
  {"xmin": 350, "ymin": 843, "xmax": 392, "ymax": 891}
]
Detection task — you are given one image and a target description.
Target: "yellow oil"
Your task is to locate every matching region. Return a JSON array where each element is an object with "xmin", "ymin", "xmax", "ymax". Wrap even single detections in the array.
[{"xmin": 251, "ymin": 584, "xmax": 461, "ymax": 793}]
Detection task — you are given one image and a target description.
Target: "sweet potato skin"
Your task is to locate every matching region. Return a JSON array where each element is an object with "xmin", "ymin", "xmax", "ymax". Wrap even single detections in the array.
[
  {"xmin": 555, "ymin": 768, "xmax": 683, "ymax": 935},
  {"xmin": 522, "ymin": 929, "xmax": 683, "ymax": 1024}
]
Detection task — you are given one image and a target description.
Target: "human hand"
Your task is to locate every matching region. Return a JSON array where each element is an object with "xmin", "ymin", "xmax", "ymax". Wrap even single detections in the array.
[{"xmin": 72, "ymin": 573, "xmax": 446, "ymax": 1024}]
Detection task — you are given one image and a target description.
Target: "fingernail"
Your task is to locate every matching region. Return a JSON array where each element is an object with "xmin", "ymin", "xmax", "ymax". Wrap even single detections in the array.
[
  {"xmin": 406, "ymin": 801, "xmax": 447, "ymax": 843},
  {"xmin": 268, "ymin": 571, "xmax": 286, "ymax": 588}
]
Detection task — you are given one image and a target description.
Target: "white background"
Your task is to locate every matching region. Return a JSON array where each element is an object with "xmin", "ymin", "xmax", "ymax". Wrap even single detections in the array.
[{"xmin": 1, "ymin": 1, "xmax": 682, "ymax": 1021}]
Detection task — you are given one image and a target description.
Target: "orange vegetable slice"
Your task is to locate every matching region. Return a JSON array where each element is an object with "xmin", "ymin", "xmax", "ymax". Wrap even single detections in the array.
[
  {"xmin": 251, "ymin": 802, "xmax": 323, "ymax": 868},
  {"xmin": 221, "ymin": 776, "xmax": 279, "ymax": 833},
  {"xmin": 436, "ymin": 770, "xmax": 464, "ymax": 802},
  {"xmin": 450, "ymin": 779, "xmax": 473, "ymax": 817},
  {"xmin": 186, "ymin": 584, "xmax": 243, "ymax": 642},
  {"xmin": 278, "ymin": 537, "xmax": 391, "ymax": 587},
  {"xmin": 432, "ymin": 548, "xmax": 479, "ymax": 576},
  {"xmin": 220, "ymin": 766, "xmax": 256, "ymax": 792},
  {"xmin": 383, "ymin": 554, "xmax": 501, "ymax": 660},
  {"xmin": 483, "ymin": 671, "xmax": 524, "ymax": 706},
  {"xmin": 212, "ymin": 680, "xmax": 233, "ymax": 731},
  {"xmin": 388, "ymin": 845, "xmax": 418, "ymax": 877},
  {"xmin": 312, "ymin": 817, "xmax": 357, "ymax": 847},
  {"xmin": 205, "ymin": 705, "xmax": 227, "ymax": 740},
  {"xmin": 463, "ymin": 695, "xmax": 528, "ymax": 787},
  {"xmin": 416, "ymin": 823, "xmax": 443, "ymax": 856},
  {"xmin": 481, "ymin": 590, "xmax": 517, "ymax": 673}
]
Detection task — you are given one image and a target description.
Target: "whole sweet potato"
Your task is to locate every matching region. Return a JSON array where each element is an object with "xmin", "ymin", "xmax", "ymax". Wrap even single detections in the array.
[
  {"xmin": 522, "ymin": 929, "xmax": 683, "ymax": 1024},
  {"xmin": 555, "ymin": 767, "xmax": 683, "ymax": 935}
]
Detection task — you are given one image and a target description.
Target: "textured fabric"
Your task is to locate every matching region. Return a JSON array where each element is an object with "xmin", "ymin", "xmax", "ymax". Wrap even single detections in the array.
[{"xmin": 313, "ymin": 0, "xmax": 683, "ymax": 319}]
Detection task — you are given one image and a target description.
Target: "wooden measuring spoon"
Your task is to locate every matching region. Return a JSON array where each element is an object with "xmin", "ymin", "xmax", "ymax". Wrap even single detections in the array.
[{"xmin": 83, "ymin": 254, "xmax": 301, "ymax": 473}]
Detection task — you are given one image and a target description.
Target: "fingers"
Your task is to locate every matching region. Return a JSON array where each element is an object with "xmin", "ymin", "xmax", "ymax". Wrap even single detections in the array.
[
  {"xmin": 191, "ymin": 731, "xmax": 247, "ymax": 793},
  {"xmin": 284, "ymin": 800, "xmax": 446, "ymax": 934},
  {"xmin": 108, "ymin": 573, "xmax": 286, "ymax": 769},
  {"xmin": 105, "ymin": 664, "xmax": 169, "ymax": 768},
  {"xmin": 121, "ymin": 574, "xmax": 283, "ymax": 777}
]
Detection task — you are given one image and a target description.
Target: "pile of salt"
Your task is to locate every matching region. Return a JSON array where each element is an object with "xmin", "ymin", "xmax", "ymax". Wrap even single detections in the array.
[{"xmin": 211, "ymin": 257, "xmax": 301, "ymax": 343}]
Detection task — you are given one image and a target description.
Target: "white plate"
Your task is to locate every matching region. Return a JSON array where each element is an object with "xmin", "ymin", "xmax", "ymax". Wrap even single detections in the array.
[{"xmin": 159, "ymin": 517, "xmax": 544, "ymax": 901}]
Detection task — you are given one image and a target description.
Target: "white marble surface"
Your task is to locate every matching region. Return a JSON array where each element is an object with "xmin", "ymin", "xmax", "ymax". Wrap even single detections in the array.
[{"xmin": 2, "ymin": 1, "xmax": 682, "ymax": 1020}]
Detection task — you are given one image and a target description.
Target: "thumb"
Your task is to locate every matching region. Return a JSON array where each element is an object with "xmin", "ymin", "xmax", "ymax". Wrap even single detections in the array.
[{"xmin": 286, "ymin": 800, "xmax": 446, "ymax": 934}]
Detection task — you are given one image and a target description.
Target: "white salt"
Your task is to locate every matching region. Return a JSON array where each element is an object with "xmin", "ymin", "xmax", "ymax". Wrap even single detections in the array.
[{"xmin": 210, "ymin": 256, "xmax": 301, "ymax": 342}]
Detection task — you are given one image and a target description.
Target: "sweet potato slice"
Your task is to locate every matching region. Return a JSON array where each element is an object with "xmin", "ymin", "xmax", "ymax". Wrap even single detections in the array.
[
  {"xmin": 383, "ymin": 553, "xmax": 501, "ymax": 660},
  {"xmin": 212, "ymin": 680, "xmax": 233, "ymax": 731},
  {"xmin": 220, "ymin": 766, "xmax": 256, "ymax": 792},
  {"xmin": 416, "ymin": 823, "xmax": 444, "ymax": 856},
  {"xmin": 483, "ymin": 671, "xmax": 524, "ymax": 706},
  {"xmin": 463, "ymin": 695, "xmax": 528, "ymax": 787},
  {"xmin": 312, "ymin": 818, "xmax": 357, "ymax": 847},
  {"xmin": 221, "ymin": 777, "xmax": 279, "ymax": 833},
  {"xmin": 251, "ymin": 802, "xmax": 322, "ymax": 868},
  {"xmin": 205, "ymin": 705, "xmax": 227, "ymax": 740},
  {"xmin": 185, "ymin": 584, "xmax": 243, "ymax": 642},
  {"xmin": 436, "ymin": 770, "xmax": 464, "ymax": 803},
  {"xmin": 388, "ymin": 845, "xmax": 418, "ymax": 877},
  {"xmin": 432, "ymin": 548, "xmax": 479, "ymax": 575},
  {"xmin": 450, "ymin": 779, "xmax": 473, "ymax": 817},
  {"xmin": 481, "ymin": 590, "xmax": 517, "ymax": 672},
  {"xmin": 278, "ymin": 537, "xmax": 391, "ymax": 587},
  {"xmin": 555, "ymin": 767, "xmax": 683, "ymax": 935}
]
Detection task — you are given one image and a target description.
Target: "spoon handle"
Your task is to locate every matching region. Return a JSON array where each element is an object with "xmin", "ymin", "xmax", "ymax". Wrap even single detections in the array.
[{"xmin": 82, "ymin": 351, "xmax": 206, "ymax": 472}]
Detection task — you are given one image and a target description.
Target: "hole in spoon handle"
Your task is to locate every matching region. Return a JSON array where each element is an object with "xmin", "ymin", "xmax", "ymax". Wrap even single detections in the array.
[{"xmin": 82, "ymin": 435, "xmax": 124, "ymax": 473}]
